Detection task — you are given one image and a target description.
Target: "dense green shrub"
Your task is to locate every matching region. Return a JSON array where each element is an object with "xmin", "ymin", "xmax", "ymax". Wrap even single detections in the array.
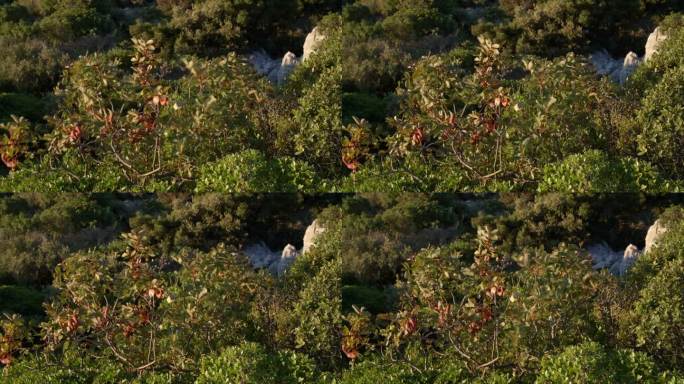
[
  {"xmin": 315, "ymin": 194, "xmax": 461, "ymax": 285},
  {"xmin": 36, "ymin": 1, "xmax": 115, "ymax": 41},
  {"xmin": 472, "ymin": 194, "xmax": 592, "ymax": 254},
  {"xmin": 285, "ymin": 257, "xmax": 343, "ymax": 368},
  {"xmin": 276, "ymin": 64, "xmax": 344, "ymax": 176},
  {"xmin": 538, "ymin": 150, "xmax": 672, "ymax": 193},
  {"xmin": 536, "ymin": 342, "xmax": 675, "ymax": 383},
  {"xmin": 0, "ymin": 194, "xmax": 118, "ymax": 285},
  {"xmin": 621, "ymin": 213, "xmax": 684, "ymax": 367},
  {"xmin": 505, "ymin": 54, "xmax": 613, "ymax": 174},
  {"xmin": 632, "ymin": 65, "xmax": 684, "ymax": 179},
  {"xmin": 195, "ymin": 150, "xmax": 320, "ymax": 193},
  {"xmin": 3, "ymin": 352, "xmax": 128, "ymax": 384},
  {"xmin": 338, "ymin": 154, "xmax": 471, "ymax": 192},
  {"xmin": 195, "ymin": 342, "xmax": 316, "ymax": 384},
  {"xmin": 621, "ymin": 16, "xmax": 684, "ymax": 180},
  {"xmin": 2, "ymin": 348, "xmax": 183, "ymax": 383},
  {"xmin": 337, "ymin": 359, "xmax": 427, "ymax": 384},
  {"xmin": 42, "ymin": 237, "xmax": 267, "ymax": 372},
  {"xmin": 0, "ymin": 36, "xmax": 66, "ymax": 93},
  {"xmin": 127, "ymin": 194, "xmax": 249, "ymax": 254},
  {"xmin": 487, "ymin": 0, "xmax": 641, "ymax": 55},
  {"xmin": 337, "ymin": 0, "xmax": 465, "ymax": 93},
  {"xmin": 504, "ymin": 245, "xmax": 601, "ymax": 368},
  {"xmin": 157, "ymin": 0, "xmax": 341, "ymax": 54}
]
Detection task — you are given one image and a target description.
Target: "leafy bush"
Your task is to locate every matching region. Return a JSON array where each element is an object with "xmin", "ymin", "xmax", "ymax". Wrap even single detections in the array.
[
  {"xmin": 276, "ymin": 64, "xmax": 345, "ymax": 176},
  {"xmin": 632, "ymin": 65, "xmax": 684, "ymax": 179},
  {"xmin": 158, "ymin": 0, "xmax": 341, "ymax": 54},
  {"xmin": 2, "ymin": 348, "xmax": 182, "ymax": 384},
  {"xmin": 505, "ymin": 54, "xmax": 613, "ymax": 174},
  {"xmin": 195, "ymin": 342, "xmax": 316, "ymax": 384},
  {"xmin": 338, "ymin": 154, "xmax": 470, "ymax": 192},
  {"xmin": 195, "ymin": 150, "xmax": 320, "ymax": 193},
  {"xmin": 504, "ymin": 245, "xmax": 601, "ymax": 367},
  {"xmin": 0, "ymin": 194, "xmax": 118, "ymax": 285},
  {"xmin": 43, "ymin": 237, "xmax": 266, "ymax": 373},
  {"xmin": 487, "ymin": 0, "xmax": 641, "ymax": 55},
  {"xmin": 472, "ymin": 194, "xmax": 592, "ymax": 254},
  {"xmin": 285, "ymin": 257, "xmax": 342, "ymax": 368},
  {"xmin": 538, "ymin": 150, "xmax": 671, "ymax": 193},
  {"xmin": 36, "ymin": 1, "xmax": 114, "ymax": 42},
  {"xmin": 621, "ymin": 214, "xmax": 684, "ymax": 367},
  {"xmin": 536, "ymin": 342, "xmax": 671, "ymax": 383},
  {"xmin": 315, "ymin": 194, "xmax": 461, "ymax": 285},
  {"xmin": 337, "ymin": 359, "xmax": 426, "ymax": 384},
  {"xmin": 0, "ymin": 36, "xmax": 66, "ymax": 93}
]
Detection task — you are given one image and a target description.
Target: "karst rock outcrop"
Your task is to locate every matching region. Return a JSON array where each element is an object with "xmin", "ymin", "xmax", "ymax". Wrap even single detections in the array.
[
  {"xmin": 303, "ymin": 219, "xmax": 326, "ymax": 254},
  {"xmin": 644, "ymin": 219, "xmax": 668, "ymax": 254},
  {"xmin": 588, "ymin": 219, "xmax": 669, "ymax": 275},
  {"xmin": 243, "ymin": 219, "xmax": 326, "ymax": 276},
  {"xmin": 591, "ymin": 27, "xmax": 668, "ymax": 84},
  {"xmin": 248, "ymin": 27, "xmax": 326, "ymax": 86},
  {"xmin": 645, "ymin": 27, "xmax": 668, "ymax": 62}
]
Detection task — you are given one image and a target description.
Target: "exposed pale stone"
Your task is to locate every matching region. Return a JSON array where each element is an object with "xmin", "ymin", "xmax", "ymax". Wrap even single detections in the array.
[
  {"xmin": 248, "ymin": 50, "xmax": 279, "ymax": 78},
  {"xmin": 588, "ymin": 242, "xmax": 642, "ymax": 276},
  {"xmin": 591, "ymin": 50, "xmax": 622, "ymax": 78},
  {"xmin": 619, "ymin": 52, "xmax": 641, "ymax": 84},
  {"xmin": 277, "ymin": 52, "xmax": 299, "ymax": 85},
  {"xmin": 588, "ymin": 242, "xmax": 621, "ymax": 270},
  {"xmin": 243, "ymin": 242, "xmax": 280, "ymax": 269},
  {"xmin": 303, "ymin": 27, "xmax": 326, "ymax": 61},
  {"xmin": 277, "ymin": 244, "xmax": 299, "ymax": 276},
  {"xmin": 303, "ymin": 219, "xmax": 326, "ymax": 254},
  {"xmin": 645, "ymin": 27, "xmax": 668, "ymax": 62},
  {"xmin": 249, "ymin": 26, "xmax": 325, "ymax": 85},
  {"xmin": 613, "ymin": 244, "xmax": 640, "ymax": 276},
  {"xmin": 645, "ymin": 220, "xmax": 668, "ymax": 254},
  {"xmin": 592, "ymin": 26, "xmax": 669, "ymax": 84}
]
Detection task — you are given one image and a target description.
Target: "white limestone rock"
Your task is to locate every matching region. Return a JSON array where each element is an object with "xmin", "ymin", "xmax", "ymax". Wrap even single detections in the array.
[
  {"xmin": 591, "ymin": 26, "xmax": 669, "ymax": 84},
  {"xmin": 277, "ymin": 52, "xmax": 299, "ymax": 86},
  {"xmin": 243, "ymin": 242, "xmax": 280, "ymax": 269},
  {"xmin": 645, "ymin": 219, "xmax": 668, "ymax": 254},
  {"xmin": 588, "ymin": 242, "xmax": 642, "ymax": 276},
  {"xmin": 276, "ymin": 244, "xmax": 299, "ymax": 277},
  {"xmin": 248, "ymin": 50, "xmax": 280, "ymax": 78},
  {"xmin": 612, "ymin": 244, "xmax": 641, "ymax": 276},
  {"xmin": 619, "ymin": 52, "xmax": 641, "ymax": 84},
  {"xmin": 302, "ymin": 219, "xmax": 326, "ymax": 254},
  {"xmin": 249, "ymin": 26, "xmax": 325, "ymax": 85},
  {"xmin": 591, "ymin": 50, "xmax": 623, "ymax": 78},
  {"xmin": 303, "ymin": 27, "xmax": 326, "ymax": 61},
  {"xmin": 591, "ymin": 50, "xmax": 641, "ymax": 85},
  {"xmin": 588, "ymin": 218, "xmax": 671, "ymax": 276},
  {"xmin": 588, "ymin": 242, "xmax": 622, "ymax": 270},
  {"xmin": 645, "ymin": 27, "xmax": 668, "ymax": 62}
]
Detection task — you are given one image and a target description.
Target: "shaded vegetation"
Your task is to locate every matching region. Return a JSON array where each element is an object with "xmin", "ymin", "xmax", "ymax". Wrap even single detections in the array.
[{"xmin": 0, "ymin": 193, "xmax": 682, "ymax": 382}]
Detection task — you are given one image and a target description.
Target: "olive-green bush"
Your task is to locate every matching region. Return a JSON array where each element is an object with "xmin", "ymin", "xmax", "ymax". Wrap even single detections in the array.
[
  {"xmin": 536, "ymin": 341, "xmax": 678, "ymax": 384},
  {"xmin": 195, "ymin": 150, "xmax": 320, "ymax": 193},
  {"xmin": 196, "ymin": 342, "xmax": 316, "ymax": 384},
  {"xmin": 538, "ymin": 150, "xmax": 672, "ymax": 193}
]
